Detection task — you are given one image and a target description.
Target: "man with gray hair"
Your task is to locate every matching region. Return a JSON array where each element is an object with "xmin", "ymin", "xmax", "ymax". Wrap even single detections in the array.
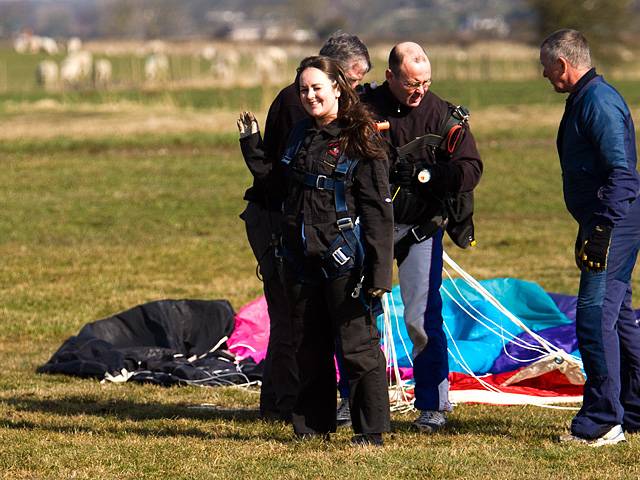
[
  {"xmin": 239, "ymin": 32, "xmax": 371, "ymax": 423},
  {"xmin": 540, "ymin": 29, "xmax": 640, "ymax": 446}
]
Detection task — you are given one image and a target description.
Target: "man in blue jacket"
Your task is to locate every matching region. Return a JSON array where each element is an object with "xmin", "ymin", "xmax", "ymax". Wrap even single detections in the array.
[{"xmin": 540, "ymin": 29, "xmax": 640, "ymax": 446}]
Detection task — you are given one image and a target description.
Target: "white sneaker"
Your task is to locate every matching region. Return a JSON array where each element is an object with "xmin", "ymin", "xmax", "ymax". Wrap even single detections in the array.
[
  {"xmin": 336, "ymin": 398, "xmax": 351, "ymax": 427},
  {"xmin": 413, "ymin": 410, "xmax": 447, "ymax": 433},
  {"xmin": 559, "ymin": 425, "xmax": 626, "ymax": 447}
]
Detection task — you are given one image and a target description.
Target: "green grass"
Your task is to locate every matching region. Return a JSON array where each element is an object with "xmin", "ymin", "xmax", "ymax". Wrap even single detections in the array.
[
  {"xmin": 3, "ymin": 76, "xmax": 640, "ymax": 114},
  {"xmin": 0, "ymin": 86, "xmax": 271, "ymax": 111},
  {"xmin": 1, "ymin": 85, "xmax": 640, "ymax": 478}
]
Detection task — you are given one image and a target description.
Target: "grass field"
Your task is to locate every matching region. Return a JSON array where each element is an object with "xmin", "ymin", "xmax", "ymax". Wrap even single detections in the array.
[{"xmin": 1, "ymin": 69, "xmax": 640, "ymax": 479}]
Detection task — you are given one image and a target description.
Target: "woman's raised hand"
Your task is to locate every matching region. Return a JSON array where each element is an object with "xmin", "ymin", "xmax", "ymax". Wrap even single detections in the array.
[{"xmin": 237, "ymin": 111, "xmax": 259, "ymax": 139}]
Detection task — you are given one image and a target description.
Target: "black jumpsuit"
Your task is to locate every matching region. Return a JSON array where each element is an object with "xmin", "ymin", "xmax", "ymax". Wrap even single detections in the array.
[{"xmin": 241, "ymin": 119, "xmax": 394, "ymax": 435}]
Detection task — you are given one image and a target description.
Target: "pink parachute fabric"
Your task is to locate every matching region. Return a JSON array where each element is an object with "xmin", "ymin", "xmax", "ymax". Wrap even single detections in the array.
[{"xmin": 227, "ymin": 296, "xmax": 269, "ymax": 363}]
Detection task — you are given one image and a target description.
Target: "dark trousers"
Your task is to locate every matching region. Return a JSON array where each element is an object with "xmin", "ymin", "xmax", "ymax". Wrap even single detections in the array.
[
  {"xmin": 241, "ymin": 202, "xmax": 297, "ymax": 418},
  {"xmin": 285, "ymin": 266, "xmax": 391, "ymax": 435},
  {"xmin": 571, "ymin": 200, "xmax": 640, "ymax": 438}
]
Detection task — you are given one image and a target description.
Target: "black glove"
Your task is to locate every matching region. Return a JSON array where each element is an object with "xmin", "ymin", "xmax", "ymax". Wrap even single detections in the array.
[
  {"xmin": 577, "ymin": 224, "xmax": 612, "ymax": 272},
  {"xmin": 390, "ymin": 162, "xmax": 417, "ymax": 187}
]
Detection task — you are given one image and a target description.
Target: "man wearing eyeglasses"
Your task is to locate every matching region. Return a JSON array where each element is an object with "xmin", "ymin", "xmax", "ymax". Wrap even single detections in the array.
[{"xmin": 363, "ymin": 42, "xmax": 483, "ymax": 432}]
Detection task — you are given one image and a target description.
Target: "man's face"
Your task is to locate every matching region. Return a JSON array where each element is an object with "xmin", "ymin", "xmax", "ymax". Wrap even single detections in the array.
[
  {"xmin": 344, "ymin": 61, "xmax": 368, "ymax": 88},
  {"xmin": 540, "ymin": 51, "xmax": 570, "ymax": 93},
  {"xmin": 386, "ymin": 60, "xmax": 431, "ymax": 108}
]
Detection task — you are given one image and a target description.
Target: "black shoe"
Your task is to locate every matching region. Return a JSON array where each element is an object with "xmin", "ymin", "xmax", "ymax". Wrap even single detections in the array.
[
  {"xmin": 351, "ymin": 433, "xmax": 384, "ymax": 447},
  {"xmin": 295, "ymin": 432, "xmax": 331, "ymax": 441},
  {"xmin": 260, "ymin": 410, "xmax": 292, "ymax": 423},
  {"xmin": 336, "ymin": 398, "xmax": 352, "ymax": 428}
]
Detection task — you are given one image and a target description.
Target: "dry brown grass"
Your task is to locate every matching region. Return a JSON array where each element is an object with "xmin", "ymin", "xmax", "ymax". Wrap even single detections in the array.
[
  {"xmin": 0, "ymin": 100, "xmax": 250, "ymax": 140},
  {"xmin": 0, "ymin": 100, "xmax": 569, "ymax": 142}
]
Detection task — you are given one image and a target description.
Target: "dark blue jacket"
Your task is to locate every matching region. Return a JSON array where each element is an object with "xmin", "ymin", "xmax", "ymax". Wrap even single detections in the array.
[{"xmin": 558, "ymin": 70, "xmax": 640, "ymax": 232}]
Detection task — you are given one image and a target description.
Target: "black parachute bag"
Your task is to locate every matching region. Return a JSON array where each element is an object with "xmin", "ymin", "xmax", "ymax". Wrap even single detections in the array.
[
  {"xmin": 445, "ymin": 190, "xmax": 475, "ymax": 249},
  {"xmin": 439, "ymin": 105, "xmax": 476, "ymax": 249}
]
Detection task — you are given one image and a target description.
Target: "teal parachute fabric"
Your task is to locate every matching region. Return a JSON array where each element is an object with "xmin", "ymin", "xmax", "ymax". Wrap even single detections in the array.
[{"xmin": 378, "ymin": 278, "xmax": 576, "ymax": 375}]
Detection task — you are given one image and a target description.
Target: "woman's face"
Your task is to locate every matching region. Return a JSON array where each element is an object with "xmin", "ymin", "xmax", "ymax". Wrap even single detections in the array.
[{"xmin": 299, "ymin": 67, "xmax": 340, "ymax": 125}]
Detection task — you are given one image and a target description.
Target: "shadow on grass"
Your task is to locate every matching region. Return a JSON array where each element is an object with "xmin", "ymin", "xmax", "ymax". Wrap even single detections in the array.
[
  {"xmin": 3, "ymin": 396, "xmax": 556, "ymax": 443},
  {"xmin": 390, "ymin": 415, "xmax": 552, "ymax": 442},
  {"xmin": 0, "ymin": 395, "xmax": 301, "ymax": 442},
  {"xmin": 3, "ymin": 395, "xmax": 261, "ymax": 423}
]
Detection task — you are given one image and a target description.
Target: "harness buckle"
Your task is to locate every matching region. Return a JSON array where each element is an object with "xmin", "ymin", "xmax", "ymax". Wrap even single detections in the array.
[
  {"xmin": 332, "ymin": 247, "xmax": 350, "ymax": 266},
  {"xmin": 315, "ymin": 175, "xmax": 328, "ymax": 190},
  {"xmin": 411, "ymin": 225, "xmax": 427, "ymax": 243},
  {"xmin": 453, "ymin": 105, "xmax": 470, "ymax": 123},
  {"xmin": 336, "ymin": 217, "xmax": 354, "ymax": 231}
]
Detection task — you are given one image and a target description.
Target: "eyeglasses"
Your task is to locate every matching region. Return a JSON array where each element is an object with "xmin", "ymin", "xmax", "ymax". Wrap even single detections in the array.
[{"xmin": 401, "ymin": 78, "xmax": 432, "ymax": 90}]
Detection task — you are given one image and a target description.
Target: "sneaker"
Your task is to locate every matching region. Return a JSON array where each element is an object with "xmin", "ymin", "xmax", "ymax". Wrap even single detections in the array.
[
  {"xmin": 559, "ymin": 425, "xmax": 626, "ymax": 447},
  {"xmin": 351, "ymin": 433, "xmax": 384, "ymax": 447},
  {"xmin": 336, "ymin": 398, "xmax": 351, "ymax": 427},
  {"xmin": 413, "ymin": 410, "xmax": 447, "ymax": 433}
]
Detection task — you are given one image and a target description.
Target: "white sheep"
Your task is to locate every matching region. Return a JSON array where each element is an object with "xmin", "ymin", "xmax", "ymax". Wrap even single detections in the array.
[
  {"xmin": 60, "ymin": 50, "xmax": 93, "ymax": 88},
  {"xmin": 93, "ymin": 59, "xmax": 113, "ymax": 89},
  {"xmin": 144, "ymin": 53, "xmax": 170, "ymax": 83},
  {"xmin": 40, "ymin": 37, "xmax": 60, "ymax": 55},
  {"xmin": 67, "ymin": 37, "xmax": 82, "ymax": 53},
  {"xmin": 36, "ymin": 60, "xmax": 59, "ymax": 90}
]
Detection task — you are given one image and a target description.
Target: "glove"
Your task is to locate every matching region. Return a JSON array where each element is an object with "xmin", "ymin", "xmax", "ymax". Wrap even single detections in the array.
[
  {"xmin": 576, "ymin": 224, "xmax": 612, "ymax": 272},
  {"xmin": 392, "ymin": 162, "xmax": 433, "ymax": 188},
  {"xmin": 237, "ymin": 111, "xmax": 259, "ymax": 139},
  {"xmin": 390, "ymin": 162, "xmax": 416, "ymax": 187},
  {"xmin": 367, "ymin": 288, "xmax": 386, "ymax": 298}
]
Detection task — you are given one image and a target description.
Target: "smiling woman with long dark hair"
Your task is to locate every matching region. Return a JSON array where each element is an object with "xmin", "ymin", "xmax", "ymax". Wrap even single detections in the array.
[{"xmin": 238, "ymin": 55, "xmax": 393, "ymax": 446}]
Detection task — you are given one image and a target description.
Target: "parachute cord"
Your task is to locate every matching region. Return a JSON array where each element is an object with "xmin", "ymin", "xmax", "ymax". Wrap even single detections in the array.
[
  {"xmin": 443, "ymin": 250, "xmax": 582, "ymax": 365},
  {"xmin": 381, "ymin": 293, "xmax": 416, "ymax": 412},
  {"xmin": 444, "ymin": 322, "xmax": 580, "ymax": 410},
  {"xmin": 442, "ymin": 266, "xmax": 549, "ymax": 351},
  {"xmin": 440, "ymin": 274, "xmax": 551, "ymax": 362},
  {"xmin": 441, "ymin": 282, "xmax": 550, "ymax": 359}
]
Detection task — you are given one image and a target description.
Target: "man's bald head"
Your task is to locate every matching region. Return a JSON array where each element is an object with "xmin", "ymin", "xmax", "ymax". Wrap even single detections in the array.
[
  {"xmin": 388, "ymin": 42, "xmax": 430, "ymax": 75},
  {"xmin": 386, "ymin": 42, "xmax": 432, "ymax": 108}
]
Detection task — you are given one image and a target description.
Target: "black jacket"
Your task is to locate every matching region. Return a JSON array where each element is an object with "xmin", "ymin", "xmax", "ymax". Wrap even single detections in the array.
[
  {"xmin": 242, "ymin": 83, "xmax": 307, "ymax": 209},
  {"xmin": 362, "ymin": 82, "xmax": 483, "ymax": 225},
  {"xmin": 240, "ymin": 120, "xmax": 394, "ymax": 291}
]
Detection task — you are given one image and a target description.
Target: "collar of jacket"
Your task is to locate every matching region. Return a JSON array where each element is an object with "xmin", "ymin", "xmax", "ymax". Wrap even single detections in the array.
[
  {"xmin": 566, "ymin": 67, "xmax": 597, "ymax": 106},
  {"xmin": 308, "ymin": 119, "xmax": 344, "ymax": 137}
]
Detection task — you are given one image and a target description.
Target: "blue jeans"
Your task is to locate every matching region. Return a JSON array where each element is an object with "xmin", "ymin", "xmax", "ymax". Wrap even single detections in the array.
[{"xmin": 572, "ymin": 202, "xmax": 640, "ymax": 438}]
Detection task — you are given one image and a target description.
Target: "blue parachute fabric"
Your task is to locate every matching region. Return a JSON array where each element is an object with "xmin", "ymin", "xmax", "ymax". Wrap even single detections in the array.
[{"xmin": 377, "ymin": 277, "xmax": 575, "ymax": 375}]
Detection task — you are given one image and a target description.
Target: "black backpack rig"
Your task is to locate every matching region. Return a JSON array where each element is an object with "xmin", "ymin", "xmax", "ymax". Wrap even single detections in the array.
[{"xmin": 385, "ymin": 104, "xmax": 476, "ymax": 254}]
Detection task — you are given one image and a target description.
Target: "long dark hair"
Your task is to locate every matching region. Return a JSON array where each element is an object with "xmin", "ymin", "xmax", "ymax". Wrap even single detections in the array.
[{"xmin": 295, "ymin": 56, "xmax": 385, "ymax": 160}]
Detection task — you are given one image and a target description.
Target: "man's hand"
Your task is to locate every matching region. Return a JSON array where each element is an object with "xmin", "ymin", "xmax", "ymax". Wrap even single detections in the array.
[
  {"xmin": 237, "ymin": 111, "xmax": 259, "ymax": 139},
  {"xmin": 367, "ymin": 288, "xmax": 386, "ymax": 298},
  {"xmin": 390, "ymin": 162, "xmax": 417, "ymax": 187},
  {"xmin": 577, "ymin": 225, "xmax": 612, "ymax": 272}
]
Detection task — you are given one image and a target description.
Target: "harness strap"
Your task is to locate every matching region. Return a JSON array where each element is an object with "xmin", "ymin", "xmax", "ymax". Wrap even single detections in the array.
[
  {"xmin": 395, "ymin": 104, "xmax": 470, "ymax": 160},
  {"xmin": 289, "ymin": 170, "xmax": 338, "ymax": 191},
  {"xmin": 393, "ymin": 215, "xmax": 447, "ymax": 265},
  {"xmin": 333, "ymin": 154, "xmax": 361, "ymax": 257},
  {"xmin": 281, "ymin": 118, "xmax": 312, "ymax": 166}
]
